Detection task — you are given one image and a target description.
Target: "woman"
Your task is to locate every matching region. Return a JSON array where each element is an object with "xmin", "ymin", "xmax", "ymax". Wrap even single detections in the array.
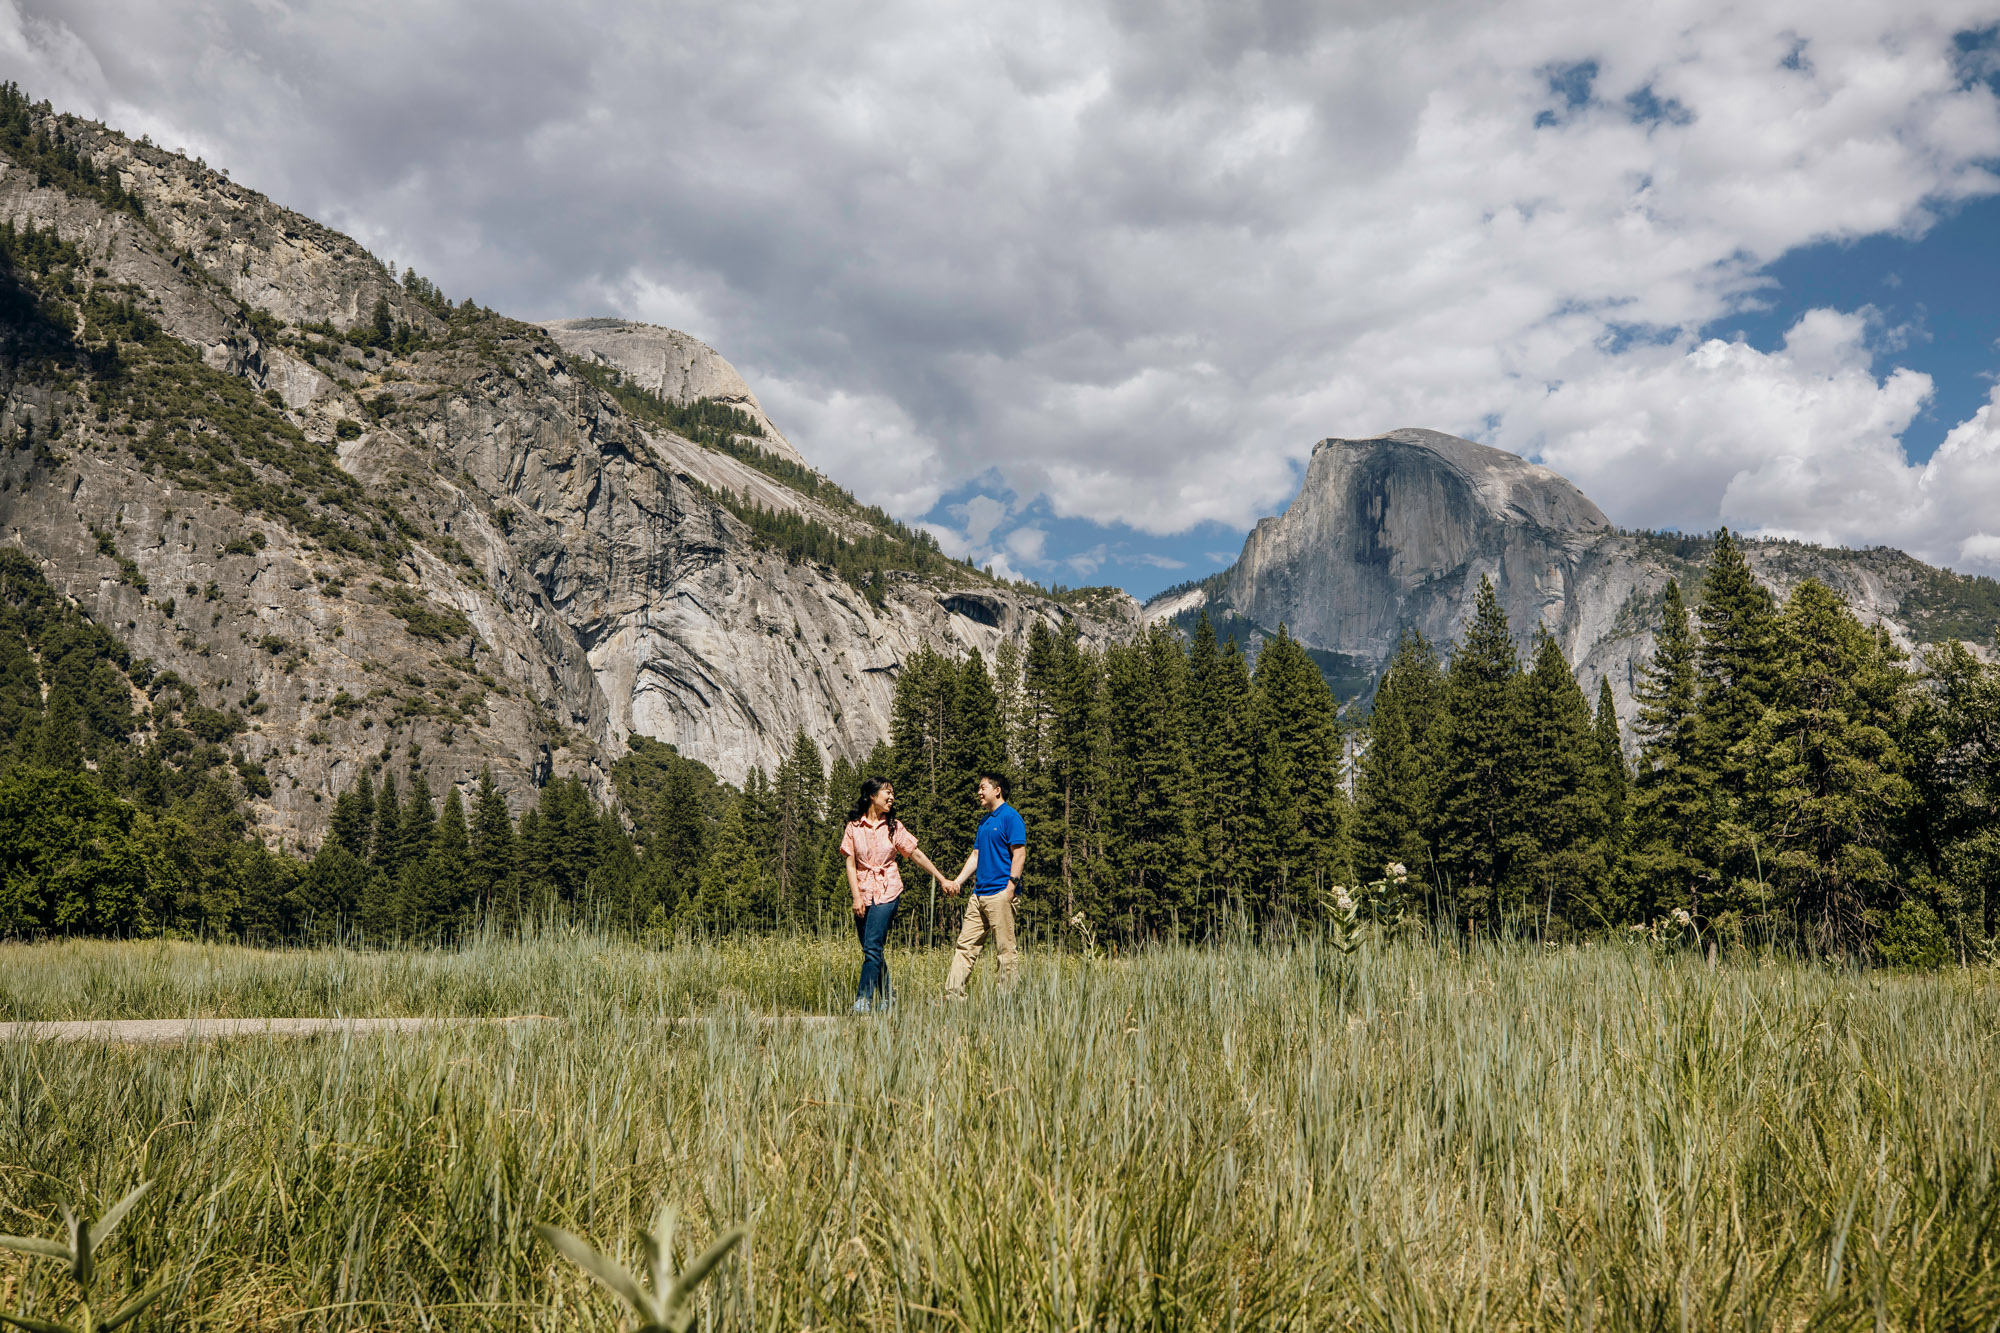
[{"xmin": 839, "ymin": 776, "xmax": 952, "ymax": 1013}]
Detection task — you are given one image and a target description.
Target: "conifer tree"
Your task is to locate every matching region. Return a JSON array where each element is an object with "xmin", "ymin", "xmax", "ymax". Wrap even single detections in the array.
[
  {"xmin": 1696, "ymin": 531, "xmax": 1782, "ymax": 778},
  {"xmin": 992, "ymin": 638, "xmax": 1024, "ymax": 768},
  {"xmin": 327, "ymin": 771, "xmax": 375, "ymax": 859},
  {"xmin": 1593, "ymin": 675, "xmax": 1628, "ymax": 839},
  {"xmin": 1629, "ymin": 579, "xmax": 1707, "ymax": 921},
  {"xmin": 401, "ymin": 786, "xmax": 468, "ymax": 940},
  {"xmin": 686, "ymin": 794, "xmax": 768, "ymax": 931},
  {"xmin": 1905, "ymin": 639, "xmax": 2000, "ymax": 942},
  {"xmin": 889, "ymin": 646, "xmax": 955, "ymax": 842},
  {"xmin": 1251, "ymin": 626, "xmax": 1349, "ymax": 921},
  {"xmin": 1053, "ymin": 627, "xmax": 1111, "ymax": 932},
  {"xmin": 469, "ymin": 767, "xmax": 517, "ymax": 921},
  {"xmin": 815, "ymin": 753, "xmax": 861, "ymax": 929},
  {"xmin": 1512, "ymin": 631, "xmax": 1607, "ymax": 932},
  {"xmin": 1188, "ymin": 615, "xmax": 1259, "ymax": 926},
  {"xmin": 1432, "ymin": 579, "xmax": 1522, "ymax": 931},
  {"xmin": 773, "ymin": 728, "xmax": 825, "ymax": 925},
  {"xmin": 400, "ymin": 773, "xmax": 436, "ymax": 868},
  {"xmin": 370, "ymin": 772, "xmax": 403, "ymax": 880},
  {"xmin": 1694, "ymin": 530, "xmax": 1782, "ymax": 914},
  {"xmin": 1102, "ymin": 627, "xmax": 1200, "ymax": 936},
  {"xmin": 1355, "ymin": 630, "xmax": 1442, "ymax": 886},
  {"xmin": 949, "ymin": 650, "xmax": 1004, "ymax": 837},
  {"xmin": 1744, "ymin": 579, "xmax": 1911, "ymax": 952},
  {"xmin": 361, "ymin": 772, "xmax": 403, "ymax": 937}
]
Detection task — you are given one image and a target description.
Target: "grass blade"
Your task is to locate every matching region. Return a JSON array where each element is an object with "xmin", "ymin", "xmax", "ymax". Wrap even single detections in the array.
[
  {"xmin": 663, "ymin": 1226, "xmax": 746, "ymax": 1309},
  {"xmin": 0, "ymin": 1314, "xmax": 75, "ymax": 1333},
  {"xmin": 534, "ymin": 1224, "xmax": 656, "ymax": 1322},
  {"xmin": 99, "ymin": 1281, "xmax": 168, "ymax": 1331},
  {"xmin": 86, "ymin": 1180, "xmax": 153, "ymax": 1254},
  {"xmin": 0, "ymin": 1238, "xmax": 71, "ymax": 1264}
]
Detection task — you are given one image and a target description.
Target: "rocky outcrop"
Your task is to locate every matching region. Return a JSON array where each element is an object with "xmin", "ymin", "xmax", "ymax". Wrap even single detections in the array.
[
  {"xmin": 0, "ymin": 111, "xmax": 1137, "ymax": 849},
  {"xmin": 1155, "ymin": 428, "xmax": 1996, "ymax": 736},
  {"xmin": 538, "ymin": 318, "xmax": 809, "ymax": 468}
]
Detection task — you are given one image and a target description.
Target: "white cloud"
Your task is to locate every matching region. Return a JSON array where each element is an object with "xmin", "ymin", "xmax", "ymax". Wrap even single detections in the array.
[
  {"xmin": 1004, "ymin": 525, "xmax": 1048, "ymax": 561},
  {"xmin": 1504, "ymin": 313, "xmax": 2000, "ymax": 573},
  {"xmin": 951, "ymin": 494, "xmax": 1011, "ymax": 548},
  {"xmin": 5, "ymin": 0, "xmax": 2000, "ymax": 562}
]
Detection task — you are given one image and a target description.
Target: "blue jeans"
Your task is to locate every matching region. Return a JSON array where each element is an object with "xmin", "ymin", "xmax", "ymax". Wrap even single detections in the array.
[{"xmin": 854, "ymin": 898, "xmax": 899, "ymax": 1009}]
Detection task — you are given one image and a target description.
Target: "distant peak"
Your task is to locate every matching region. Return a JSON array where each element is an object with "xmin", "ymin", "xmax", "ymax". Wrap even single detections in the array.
[{"xmin": 1310, "ymin": 428, "xmax": 1610, "ymax": 533}]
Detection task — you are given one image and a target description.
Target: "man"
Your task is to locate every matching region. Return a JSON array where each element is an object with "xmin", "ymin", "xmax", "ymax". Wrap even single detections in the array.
[{"xmin": 942, "ymin": 771, "xmax": 1026, "ymax": 999}]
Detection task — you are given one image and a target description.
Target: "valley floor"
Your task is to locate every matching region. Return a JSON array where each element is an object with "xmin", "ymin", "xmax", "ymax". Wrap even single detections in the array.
[{"xmin": 1, "ymin": 935, "xmax": 1996, "ymax": 1329}]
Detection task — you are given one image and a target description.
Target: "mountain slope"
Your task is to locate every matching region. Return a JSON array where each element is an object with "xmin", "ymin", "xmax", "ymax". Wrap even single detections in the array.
[
  {"xmin": 1151, "ymin": 428, "xmax": 2000, "ymax": 727},
  {"xmin": 0, "ymin": 92, "xmax": 1135, "ymax": 848}
]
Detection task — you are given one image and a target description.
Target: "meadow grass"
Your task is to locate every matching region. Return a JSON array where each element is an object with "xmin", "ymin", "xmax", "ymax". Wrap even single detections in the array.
[{"xmin": 1, "ymin": 933, "xmax": 1996, "ymax": 1330}]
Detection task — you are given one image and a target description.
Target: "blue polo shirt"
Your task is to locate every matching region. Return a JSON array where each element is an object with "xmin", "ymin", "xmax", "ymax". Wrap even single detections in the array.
[{"xmin": 973, "ymin": 802, "xmax": 1026, "ymax": 895}]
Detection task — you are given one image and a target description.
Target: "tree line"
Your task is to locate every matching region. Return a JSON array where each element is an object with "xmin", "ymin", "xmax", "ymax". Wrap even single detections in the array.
[
  {"xmin": 1359, "ymin": 531, "xmax": 1981, "ymax": 965},
  {"xmin": 4, "ymin": 529, "xmax": 1994, "ymax": 965}
]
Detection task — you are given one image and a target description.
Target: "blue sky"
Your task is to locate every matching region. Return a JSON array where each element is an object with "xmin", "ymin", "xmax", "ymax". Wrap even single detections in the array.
[{"xmin": 9, "ymin": 0, "xmax": 2000, "ymax": 596}]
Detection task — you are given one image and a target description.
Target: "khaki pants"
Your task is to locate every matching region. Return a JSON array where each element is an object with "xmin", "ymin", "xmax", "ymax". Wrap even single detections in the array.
[{"xmin": 944, "ymin": 889, "xmax": 1018, "ymax": 999}]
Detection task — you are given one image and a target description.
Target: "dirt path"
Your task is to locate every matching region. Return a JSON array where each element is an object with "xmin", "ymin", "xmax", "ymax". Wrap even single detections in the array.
[{"xmin": 0, "ymin": 1014, "xmax": 843, "ymax": 1044}]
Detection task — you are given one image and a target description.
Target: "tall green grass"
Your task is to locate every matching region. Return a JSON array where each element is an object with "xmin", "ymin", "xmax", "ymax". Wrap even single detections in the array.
[{"xmin": 2, "ymin": 935, "xmax": 1996, "ymax": 1329}]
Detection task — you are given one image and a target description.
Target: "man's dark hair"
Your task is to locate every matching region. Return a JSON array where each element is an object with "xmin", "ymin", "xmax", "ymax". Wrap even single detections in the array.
[{"xmin": 977, "ymin": 770, "xmax": 1010, "ymax": 799}]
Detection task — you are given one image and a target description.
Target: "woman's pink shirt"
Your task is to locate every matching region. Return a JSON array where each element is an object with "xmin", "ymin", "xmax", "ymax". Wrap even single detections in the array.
[{"xmin": 840, "ymin": 817, "xmax": 920, "ymax": 906}]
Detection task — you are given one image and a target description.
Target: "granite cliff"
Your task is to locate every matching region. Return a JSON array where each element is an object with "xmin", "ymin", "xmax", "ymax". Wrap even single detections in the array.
[
  {"xmin": 0, "ymin": 102, "xmax": 1136, "ymax": 850},
  {"xmin": 1148, "ymin": 428, "xmax": 2000, "ymax": 731}
]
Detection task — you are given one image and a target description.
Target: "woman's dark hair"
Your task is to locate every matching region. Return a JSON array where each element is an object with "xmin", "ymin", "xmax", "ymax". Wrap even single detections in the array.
[{"xmin": 846, "ymin": 775, "xmax": 899, "ymax": 836}]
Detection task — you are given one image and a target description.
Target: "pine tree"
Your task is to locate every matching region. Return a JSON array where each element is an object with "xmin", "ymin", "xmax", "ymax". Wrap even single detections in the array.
[
  {"xmin": 1432, "ymin": 579, "xmax": 1522, "ymax": 931},
  {"xmin": 1251, "ymin": 626, "xmax": 1350, "ymax": 923},
  {"xmin": 1905, "ymin": 639, "xmax": 2000, "ymax": 943},
  {"xmin": 469, "ymin": 766, "xmax": 517, "ymax": 922},
  {"xmin": 1102, "ymin": 627, "xmax": 1200, "ymax": 937},
  {"xmin": 1696, "ymin": 531, "xmax": 1782, "ymax": 778},
  {"xmin": 1355, "ymin": 630, "xmax": 1442, "ymax": 888},
  {"xmin": 992, "ymin": 638, "xmax": 1024, "ymax": 769},
  {"xmin": 362, "ymin": 772, "xmax": 403, "ymax": 938},
  {"xmin": 1694, "ymin": 530, "xmax": 1782, "ymax": 916},
  {"xmin": 889, "ymin": 645, "xmax": 955, "ymax": 844},
  {"xmin": 685, "ymin": 794, "xmax": 768, "ymax": 932},
  {"xmin": 400, "ymin": 773, "xmax": 436, "ymax": 869},
  {"xmin": 1629, "ymin": 579, "xmax": 1707, "ymax": 922},
  {"xmin": 1188, "ymin": 614, "xmax": 1259, "ymax": 927},
  {"xmin": 327, "ymin": 772, "xmax": 375, "ymax": 860},
  {"xmin": 773, "ymin": 728, "xmax": 825, "ymax": 926},
  {"xmin": 1743, "ymin": 580, "xmax": 1911, "ymax": 952},
  {"xmin": 950, "ymin": 650, "xmax": 1004, "ymax": 837},
  {"xmin": 402, "ymin": 786, "xmax": 468, "ymax": 941},
  {"xmin": 1511, "ymin": 631, "xmax": 1607, "ymax": 933},
  {"xmin": 516, "ymin": 806, "xmax": 550, "ymax": 919},
  {"xmin": 1594, "ymin": 675, "xmax": 1628, "ymax": 837},
  {"xmin": 815, "ymin": 753, "xmax": 861, "ymax": 929}
]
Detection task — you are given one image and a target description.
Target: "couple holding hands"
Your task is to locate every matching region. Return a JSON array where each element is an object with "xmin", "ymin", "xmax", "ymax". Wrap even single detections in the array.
[{"xmin": 838, "ymin": 771, "xmax": 1026, "ymax": 1012}]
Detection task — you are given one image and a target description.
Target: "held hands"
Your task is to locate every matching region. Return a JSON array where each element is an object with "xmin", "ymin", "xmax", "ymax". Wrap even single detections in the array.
[{"xmin": 936, "ymin": 868, "xmax": 964, "ymax": 896}]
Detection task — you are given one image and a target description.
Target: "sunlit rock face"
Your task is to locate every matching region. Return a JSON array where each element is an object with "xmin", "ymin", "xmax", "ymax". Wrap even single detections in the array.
[{"xmin": 1224, "ymin": 429, "xmax": 1610, "ymax": 660}]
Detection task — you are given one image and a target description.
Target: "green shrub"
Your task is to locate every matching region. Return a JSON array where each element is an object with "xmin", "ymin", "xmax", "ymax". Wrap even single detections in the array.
[{"xmin": 1877, "ymin": 896, "xmax": 1953, "ymax": 971}]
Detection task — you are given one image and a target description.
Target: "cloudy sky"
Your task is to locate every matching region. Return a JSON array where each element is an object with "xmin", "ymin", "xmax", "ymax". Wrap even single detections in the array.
[{"xmin": 7, "ymin": 0, "xmax": 2000, "ymax": 595}]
